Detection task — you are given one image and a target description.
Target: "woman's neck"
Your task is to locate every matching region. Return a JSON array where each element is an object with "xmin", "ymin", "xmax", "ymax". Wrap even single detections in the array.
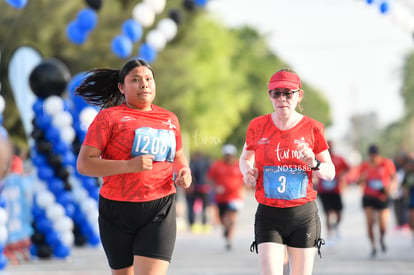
[{"xmin": 272, "ymin": 111, "xmax": 303, "ymax": 130}]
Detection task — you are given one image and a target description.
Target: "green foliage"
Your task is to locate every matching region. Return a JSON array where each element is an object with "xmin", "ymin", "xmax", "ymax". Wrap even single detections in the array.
[{"xmin": 0, "ymin": 0, "xmax": 332, "ymax": 157}]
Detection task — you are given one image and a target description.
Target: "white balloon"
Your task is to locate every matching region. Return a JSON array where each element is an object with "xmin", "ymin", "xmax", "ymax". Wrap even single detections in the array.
[
  {"xmin": 0, "ymin": 226, "xmax": 7, "ymax": 244},
  {"xmin": 0, "ymin": 208, "xmax": 8, "ymax": 225},
  {"xmin": 79, "ymin": 107, "xmax": 98, "ymax": 129},
  {"xmin": 86, "ymin": 210, "xmax": 99, "ymax": 224},
  {"xmin": 46, "ymin": 204, "xmax": 65, "ymax": 221},
  {"xmin": 72, "ymin": 187, "xmax": 88, "ymax": 202},
  {"xmin": 144, "ymin": 0, "xmax": 166, "ymax": 14},
  {"xmin": 60, "ymin": 126, "xmax": 76, "ymax": 144},
  {"xmin": 132, "ymin": 3, "xmax": 155, "ymax": 27},
  {"xmin": 81, "ymin": 198, "xmax": 97, "ymax": 214},
  {"xmin": 54, "ymin": 216, "xmax": 74, "ymax": 232},
  {"xmin": 60, "ymin": 230, "xmax": 74, "ymax": 247},
  {"xmin": 157, "ymin": 18, "xmax": 177, "ymax": 41},
  {"xmin": 0, "ymin": 96, "xmax": 5, "ymax": 114},
  {"xmin": 52, "ymin": 111, "xmax": 73, "ymax": 129},
  {"xmin": 44, "ymin": 96, "xmax": 64, "ymax": 116},
  {"xmin": 36, "ymin": 191, "xmax": 55, "ymax": 208},
  {"xmin": 146, "ymin": 29, "xmax": 167, "ymax": 50}
]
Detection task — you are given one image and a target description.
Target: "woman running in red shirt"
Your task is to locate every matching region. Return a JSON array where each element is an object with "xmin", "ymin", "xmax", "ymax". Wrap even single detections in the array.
[
  {"xmin": 358, "ymin": 144, "xmax": 396, "ymax": 258},
  {"xmin": 239, "ymin": 68, "xmax": 335, "ymax": 275},
  {"xmin": 76, "ymin": 59, "xmax": 192, "ymax": 275}
]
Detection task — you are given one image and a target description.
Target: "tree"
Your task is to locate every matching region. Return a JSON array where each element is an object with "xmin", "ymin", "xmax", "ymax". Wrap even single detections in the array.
[{"xmin": 0, "ymin": 0, "xmax": 332, "ymax": 157}]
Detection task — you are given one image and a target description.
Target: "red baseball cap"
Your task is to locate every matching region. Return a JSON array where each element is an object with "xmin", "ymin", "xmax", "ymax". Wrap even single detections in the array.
[{"xmin": 268, "ymin": 71, "xmax": 301, "ymax": 91}]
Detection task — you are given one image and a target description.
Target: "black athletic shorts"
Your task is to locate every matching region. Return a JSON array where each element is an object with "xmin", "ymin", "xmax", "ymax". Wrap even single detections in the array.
[
  {"xmin": 254, "ymin": 201, "xmax": 321, "ymax": 248},
  {"xmin": 98, "ymin": 194, "xmax": 176, "ymax": 270},
  {"xmin": 318, "ymin": 193, "xmax": 343, "ymax": 212},
  {"xmin": 362, "ymin": 195, "xmax": 390, "ymax": 210}
]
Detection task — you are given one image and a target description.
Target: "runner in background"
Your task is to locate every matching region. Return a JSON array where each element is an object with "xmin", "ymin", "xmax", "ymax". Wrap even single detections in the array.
[
  {"xmin": 208, "ymin": 144, "xmax": 244, "ymax": 250},
  {"xmin": 358, "ymin": 144, "xmax": 396, "ymax": 258},
  {"xmin": 185, "ymin": 151, "xmax": 212, "ymax": 233},
  {"xmin": 315, "ymin": 140, "xmax": 350, "ymax": 243}
]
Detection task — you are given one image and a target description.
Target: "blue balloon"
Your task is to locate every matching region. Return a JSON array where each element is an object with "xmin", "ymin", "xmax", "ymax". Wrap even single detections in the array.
[
  {"xmin": 138, "ymin": 43, "xmax": 157, "ymax": 63},
  {"xmin": 122, "ymin": 19, "xmax": 143, "ymax": 43},
  {"xmin": 0, "ymin": 196, "xmax": 7, "ymax": 208},
  {"xmin": 194, "ymin": 0, "xmax": 208, "ymax": 7},
  {"xmin": 365, "ymin": 0, "xmax": 374, "ymax": 4},
  {"xmin": 46, "ymin": 230, "xmax": 60, "ymax": 247},
  {"xmin": 45, "ymin": 125, "xmax": 60, "ymax": 143},
  {"xmin": 6, "ymin": 0, "xmax": 27, "ymax": 9},
  {"xmin": 76, "ymin": 8, "xmax": 98, "ymax": 32},
  {"xmin": 48, "ymin": 178, "xmax": 65, "ymax": 195},
  {"xmin": 54, "ymin": 244, "xmax": 70, "ymax": 258},
  {"xmin": 36, "ymin": 217, "xmax": 53, "ymax": 234},
  {"xmin": 111, "ymin": 35, "xmax": 133, "ymax": 58},
  {"xmin": 379, "ymin": 1, "xmax": 390, "ymax": 14},
  {"xmin": 37, "ymin": 165, "xmax": 54, "ymax": 182},
  {"xmin": 35, "ymin": 113, "xmax": 52, "ymax": 130},
  {"xmin": 32, "ymin": 99, "xmax": 45, "ymax": 115},
  {"xmin": 66, "ymin": 21, "xmax": 88, "ymax": 45},
  {"xmin": 0, "ymin": 253, "xmax": 7, "ymax": 270}
]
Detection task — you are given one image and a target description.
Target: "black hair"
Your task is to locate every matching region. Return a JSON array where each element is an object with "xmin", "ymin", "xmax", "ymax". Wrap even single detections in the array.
[{"xmin": 74, "ymin": 59, "xmax": 154, "ymax": 109}]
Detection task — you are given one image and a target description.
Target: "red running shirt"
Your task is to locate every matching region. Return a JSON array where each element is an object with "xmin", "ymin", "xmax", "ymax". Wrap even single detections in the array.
[
  {"xmin": 82, "ymin": 104, "xmax": 182, "ymax": 202},
  {"xmin": 245, "ymin": 115, "xmax": 328, "ymax": 208},
  {"xmin": 317, "ymin": 154, "xmax": 350, "ymax": 194},
  {"xmin": 359, "ymin": 157, "xmax": 396, "ymax": 199},
  {"xmin": 207, "ymin": 160, "xmax": 244, "ymax": 203}
]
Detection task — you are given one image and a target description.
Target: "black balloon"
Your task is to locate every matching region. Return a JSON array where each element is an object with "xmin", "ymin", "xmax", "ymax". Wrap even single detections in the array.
[
  {"xmin": 37, "ymin": 244, "xmax": 53, "ymax": 258},
  {"xmin": 183, "ymin": 0, "xmax": 195, "ymax": 11},
  {"xmin": 47, "ymin": 154, "xmax": 62, "ymax": 169},
  {"xmin": 36, "ymin": 140, "xmax": 52, "ymax": 155},
  {"xmin": 169, "ymin": 9, "xmax": 183, "ymax": 25},
  {"xmin": 85, "ymin": 0, "xmax": 103, "ymax": 10},
  {"xmin": 29, "ymin": 58, "xmax": 71, "ymax": 98}
]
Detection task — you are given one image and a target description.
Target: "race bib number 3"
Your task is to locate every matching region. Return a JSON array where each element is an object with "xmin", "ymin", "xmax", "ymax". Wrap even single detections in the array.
[
  {"xmin": 263, "ymin": 166, "xmax": 308, "ymax": 200},
  {"xmin": 321, "ymin": 179, "xmax": 337, "ymax": 191},
  {"xmin": 368, "ymin": 179, "xmax": 383, "ymax": 190},
  {"xmin": 131, "ymin": 127, "xmax": 176, "ymax": 162}
]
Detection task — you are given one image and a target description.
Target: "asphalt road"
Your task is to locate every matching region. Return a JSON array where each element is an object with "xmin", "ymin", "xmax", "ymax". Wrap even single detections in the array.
[{"xmin": 3, "ymin": 185, "xmax": 414, "ymax": 275}]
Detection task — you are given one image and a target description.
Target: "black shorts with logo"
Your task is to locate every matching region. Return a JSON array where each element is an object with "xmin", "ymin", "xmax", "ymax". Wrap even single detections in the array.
[
  {"xmin": 98, "ymin": 194, "xmax": 176, "ymax": 269},
  {"xmin": 254, "ymin": 201, "xmax": 321, "ymax": 248}
]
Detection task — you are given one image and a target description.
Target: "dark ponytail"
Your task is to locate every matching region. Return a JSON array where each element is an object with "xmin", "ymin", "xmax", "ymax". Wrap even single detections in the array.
[{"xmin": 74, "ymin": 59, "xmax": 154, "ymax": 109}]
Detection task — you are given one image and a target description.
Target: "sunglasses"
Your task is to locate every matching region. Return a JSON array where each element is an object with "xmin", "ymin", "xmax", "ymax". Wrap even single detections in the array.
[{"xmin": 269, "ymin": 89, "xmax": 300, "ymax": 99}]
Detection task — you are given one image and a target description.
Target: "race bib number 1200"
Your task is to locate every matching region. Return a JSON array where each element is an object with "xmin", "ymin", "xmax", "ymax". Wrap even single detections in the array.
[{"xmin": 131, "ymin": 127, "xmax": 176, "ymax": 162}]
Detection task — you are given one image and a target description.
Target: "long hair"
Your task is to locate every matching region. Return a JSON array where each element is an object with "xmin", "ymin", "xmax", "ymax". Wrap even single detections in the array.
[{"xmin": 74, "ymin": 59, "xmax": 154, "ymax": 109}]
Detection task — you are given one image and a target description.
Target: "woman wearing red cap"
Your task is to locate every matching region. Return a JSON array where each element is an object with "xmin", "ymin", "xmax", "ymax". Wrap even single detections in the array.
[{"xmin": 239, "ymin": 68, "xmax": 335, "ymax": 275}]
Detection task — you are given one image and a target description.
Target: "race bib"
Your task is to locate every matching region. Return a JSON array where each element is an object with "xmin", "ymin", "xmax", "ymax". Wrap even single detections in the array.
[
  {"xmin": 321, "ymin": 179, "xmax": 337, "ymax": 191},
  {"xmin": 263, "ymin": 166, "xmax": 308, "ymax": 200},
  {"xmin": 368, "ymin": 179, "xmax": 383, "ymax": 190},
  {"xmin": 131, "ymin": 127, "xmax": 176, "ymax": 162}
]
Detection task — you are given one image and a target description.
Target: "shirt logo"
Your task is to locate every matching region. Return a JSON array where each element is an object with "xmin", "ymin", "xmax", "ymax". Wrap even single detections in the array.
[
  {"xmin": 162, "ymin": 118, "xmax": 176, "ymax": 129},
  {"xmin": 258, "ymin": 138, "xmax": 269, "ymax": 144},
  {"xmin": 121, "ymin": 116, "xmax": 136, "ymax": 122}
]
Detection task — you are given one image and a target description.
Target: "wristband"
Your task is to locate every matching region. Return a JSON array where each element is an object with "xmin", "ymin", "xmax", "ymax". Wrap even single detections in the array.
[{"xmin": 311, "ymin": 159, "xmax": 321, "ymax": 170}]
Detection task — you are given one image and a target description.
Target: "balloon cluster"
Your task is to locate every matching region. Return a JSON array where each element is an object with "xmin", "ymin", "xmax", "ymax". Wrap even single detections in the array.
[
  {"xmin": 365, "ymin": 0, "xmax": 390, "ymax": 14},
  {"xmin": 66, "ymin": 8, "xmax": 99, "ymax": 45},
  {"xmin": 5, "ymin": 0, "xmax": 28, "ymax": 9},
  {"xmin": 363, "ymin": 0, "xmax": 414, "ymax": 33},
  {"xmin": 27, "ymin": 58, "xmax": 100, "ymax": 258},
  {"xmin": 66, "ymin": 0, "xmax": 102, "ymax": 45},
  {"xmin": 30, "ymin": 182, "xmax": 73, "ymax": 259},
  {"xmin": 111, "ymin": 0, "xmax": 209, "ymax": 62},
  {"xmin": 0, "ymin": 196, "xmax": 8, "ymax": 269}
]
